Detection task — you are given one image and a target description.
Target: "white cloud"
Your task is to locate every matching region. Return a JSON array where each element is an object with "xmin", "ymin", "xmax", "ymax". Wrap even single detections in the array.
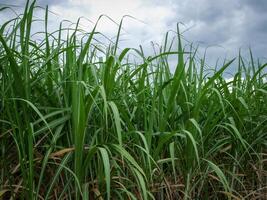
[{"xmin": 48, "ymin": 0, "xmax": 177, "ymax": 53}]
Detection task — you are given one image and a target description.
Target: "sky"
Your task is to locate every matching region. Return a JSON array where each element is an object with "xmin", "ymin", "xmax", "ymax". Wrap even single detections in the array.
[{"xmin": 0, "ymin": 0, "xmax": 267, "ymax": 71}]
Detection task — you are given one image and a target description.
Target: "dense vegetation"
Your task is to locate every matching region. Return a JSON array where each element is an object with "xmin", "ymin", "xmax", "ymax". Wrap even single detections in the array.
[{"xmin": 0, "ymin": 1, "xmax": 266, "ymax": 199}]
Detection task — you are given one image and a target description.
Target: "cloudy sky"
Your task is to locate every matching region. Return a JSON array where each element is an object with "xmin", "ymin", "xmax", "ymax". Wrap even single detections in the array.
[{"xmin": 1, "ymin": 0, "xmax": 267, "ymax": 70}]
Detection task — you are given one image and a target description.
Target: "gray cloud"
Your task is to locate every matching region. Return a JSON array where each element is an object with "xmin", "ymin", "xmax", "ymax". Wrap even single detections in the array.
[
  {"xmin": 166, "ymin": 0, "xmax": 267, "ymax": 65},
  {"xmin": 243, "ymin": 0, "xmax": 267, "ymax": 12},
  {"xmin": 1, "ymin": 0, "xmax": 266, "ymax": 67}
]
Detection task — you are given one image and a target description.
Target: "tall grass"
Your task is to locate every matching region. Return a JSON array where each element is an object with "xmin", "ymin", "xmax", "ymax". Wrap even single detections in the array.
[{"xmin": 0, "ymin": 1, "xmax": 266, "ymax": 199}]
